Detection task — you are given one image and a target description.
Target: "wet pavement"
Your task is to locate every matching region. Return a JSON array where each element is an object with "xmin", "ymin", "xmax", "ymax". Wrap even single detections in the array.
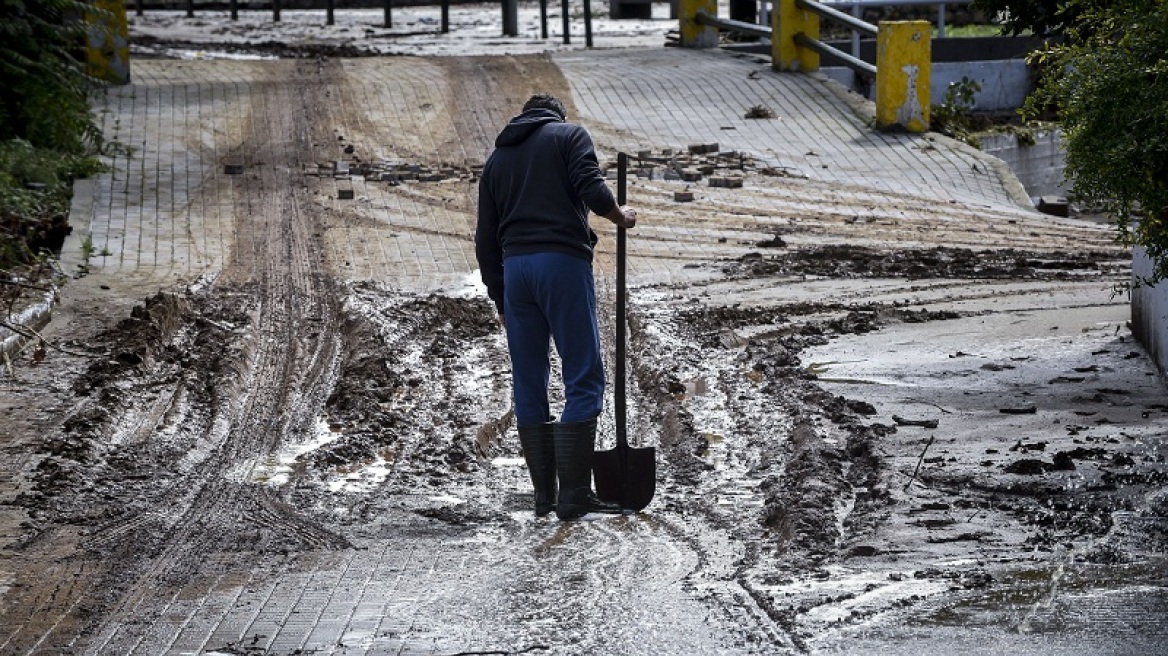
[{"xmin": 0, "ymin": 3, "xmax": 1165, "ymax": 655}]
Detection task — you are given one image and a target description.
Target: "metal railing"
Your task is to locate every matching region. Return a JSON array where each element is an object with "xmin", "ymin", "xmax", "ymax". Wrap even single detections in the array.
[
  {"xmin": 823, "ymin": 1, "xmax": 971, "ymax": 59},
  {"xmin": 684, "ymin": 0, "xmax": 933, "ymax": 131},
  {"xmin": 695, "ymin": 0, "xmax": 880, "ymax": 79},
  {"xmin": 128, "ymin": 0, "xmax": 599, "ymax": 45},
  {"xmin": 129, "ymin": 0, "xmax": 602, "ymax": 44},
  {"xmin": 693, "ymin": 13, "xmax": 771, "ymax": 40},
  {"xmin": 133, "ymin": 0, "xmax": 403, "ymax": 28},
  {"xmin": 794, "ymin": 0, "xmax": 875, "ymax": 77}
]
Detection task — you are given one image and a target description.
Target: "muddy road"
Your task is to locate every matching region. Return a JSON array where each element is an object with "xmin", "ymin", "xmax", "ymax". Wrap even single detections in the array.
[{"xmin": 1, "ymin": 46, "xmax": 1167, "ymax": 655}]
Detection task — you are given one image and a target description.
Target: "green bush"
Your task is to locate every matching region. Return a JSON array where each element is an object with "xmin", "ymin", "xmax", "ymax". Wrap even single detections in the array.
[
  {"xmin": 977, "ymin": 0, "xmax": 1168, "ymax": 286},
  {"xmin": 0, "ymin": 139, "xmax": 105, "ymax": 268},
  {"xmin": 0, "ymin": 0, "xmax": 105, "ymax": 153},
  {"xmin": 0, "ymin": 0, "xmax": 108, "ymax": 270},
  {"xmin": 1025, "ymin": 0, "xmax": 1168, "ymax": 286}
]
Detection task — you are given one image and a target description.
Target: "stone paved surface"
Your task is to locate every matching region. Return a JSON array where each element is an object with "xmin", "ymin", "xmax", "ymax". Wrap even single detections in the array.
[
  {"xmin": 43, "ymin": 24, "xmax": 1137, "ymax": 655},
  {"xmin": 64, "ymin": 46, "xmax": 1054, "ymax": 293}
]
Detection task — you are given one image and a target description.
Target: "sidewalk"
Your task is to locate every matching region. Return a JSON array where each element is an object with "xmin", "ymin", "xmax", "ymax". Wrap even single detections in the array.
[{"xmin": 65, "ymin": 43, "xmax": 1066, "ymax": 292}]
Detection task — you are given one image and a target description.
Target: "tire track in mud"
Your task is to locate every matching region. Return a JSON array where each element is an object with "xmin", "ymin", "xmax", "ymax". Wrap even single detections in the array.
[
  {"xmin": 0, "ymin": 59, "xmax": 352, "ymax": 654},
  {"xmin": 436, "ymin": 54, "xmax": 576, "ymax": 165},
  {"xmin": 81, "ymin": 59, "xmax": 353, "ymax": 652}
]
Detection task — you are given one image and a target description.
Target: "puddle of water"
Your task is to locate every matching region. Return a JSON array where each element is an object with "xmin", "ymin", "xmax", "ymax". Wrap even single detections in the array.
[
  {"xmin": 702, "ymin": 432, "xmax": 727, "ymax": 470},
  {"xmin": 136, "ymin": 46, "xmax": 277, "ymax": 61},
  {"xmin": 447, "ymin": 269, "xmax": 489, "ymax": 299},
  {"xmin": 248, "ymin": 417, "xmax": 341, "ymax": 486},
  {"xmin": 756, "ymin": 565, "xmax": 954, "ymax": 626},
  {"xmin": 684, "ymin": 377, "xmax": 709, "ymax": 397},
  {"xmin": 325, "ymin": 456, "xmax": 393, "ymax": 494},
  {"xmin": 806, "ymin": 360, "xmax": 905, "ymax": 386}
]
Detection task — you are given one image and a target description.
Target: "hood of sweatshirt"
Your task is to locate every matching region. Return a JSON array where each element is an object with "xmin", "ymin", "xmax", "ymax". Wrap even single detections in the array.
[{"xmin": 494, "ymin": 108, "xmax": 564, "ymax": 147}]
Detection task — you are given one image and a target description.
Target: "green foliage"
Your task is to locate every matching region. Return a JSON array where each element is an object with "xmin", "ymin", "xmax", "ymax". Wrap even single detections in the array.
[
  {"xmin": 1024, "ymin": 0, "xmax": 1168, "ymax": 285},
  {"xmin": 0, "ymin": 0, "xmax": 109, "ymax": 271},
  {"xmin": 930, "ymin": 76, "xmax": 983, "ymax": 147},
  {"xmin": 970, "ymin": 0, "xmax": 1071, "ymax": 36},
  {"xmin": 0, "ymin": 139, "xmax": 105, "ymax": 269},
  {"xmin": 0, "ymin": 0, "xmax": 107, "ymax": 153}
]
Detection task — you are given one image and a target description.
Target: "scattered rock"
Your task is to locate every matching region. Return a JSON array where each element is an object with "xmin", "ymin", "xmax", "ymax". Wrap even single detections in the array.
[{"xmin": 892, "ymin": 415, "xmax": 938, "ymax": 429}]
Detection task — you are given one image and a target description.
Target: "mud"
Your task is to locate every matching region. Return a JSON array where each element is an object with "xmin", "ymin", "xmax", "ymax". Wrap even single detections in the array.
[{"xmin": 722, "ymin": 245, "xmax": 1129, "ymax": 281}]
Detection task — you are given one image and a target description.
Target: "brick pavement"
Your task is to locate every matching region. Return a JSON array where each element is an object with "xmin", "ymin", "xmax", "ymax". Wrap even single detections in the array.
[
  {"xmin": 64, "ymin": 47, "xmax": 1057, "ymax": 295},
  {"xmin": 46, "ymin": 43, "xmax": 1129, "ymax": 655},
  {"xmin": 561, "ymin": 47, "xmax": 1030, "ymax": 209}
]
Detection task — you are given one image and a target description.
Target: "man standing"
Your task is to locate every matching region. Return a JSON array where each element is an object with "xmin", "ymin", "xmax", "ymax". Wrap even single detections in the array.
[{"xmin": 476, "ymin": 94, "xmax": 637, "ymax": 520}]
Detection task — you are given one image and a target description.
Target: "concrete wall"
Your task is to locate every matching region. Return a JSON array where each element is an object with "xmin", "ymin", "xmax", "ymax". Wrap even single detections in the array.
[
  {"xmin": 1132, "ymin": 247, "xmax": 1168, "ymax": 377},
  {"xmin": 979, "ymin": 129, "xmax": 1068, "ymax": 202},
  {"xmin": 820, "ymin": 59, "xmax": 1031, "ymax": 112}
]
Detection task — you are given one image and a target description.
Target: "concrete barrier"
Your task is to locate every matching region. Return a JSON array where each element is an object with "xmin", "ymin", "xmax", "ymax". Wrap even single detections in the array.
[
  {"xmin": 875, "ymin": 20, "xmax": 930, "ymax": 133},
  {"xmin": 1132, "ymin": 247, "xmax": 1168, "ymax": 377},
  {"xmin": 87, "ymin": 0, "xmax": 131, "ymax": 84},
  {"xmin": 979, "ymin": 128, "xmax": 1069, "ymax": 202}
]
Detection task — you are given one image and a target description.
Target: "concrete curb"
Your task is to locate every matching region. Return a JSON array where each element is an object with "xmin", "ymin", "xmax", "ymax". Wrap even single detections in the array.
[{"xmin": 0, "ymin": 287, "xmax": 60, "ymax": 363}]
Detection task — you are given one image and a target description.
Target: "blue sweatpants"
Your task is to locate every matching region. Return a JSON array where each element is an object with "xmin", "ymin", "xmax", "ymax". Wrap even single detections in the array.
[{"xmin": 503, "ymin": 252, "xmax": 605, "ymax": 427}]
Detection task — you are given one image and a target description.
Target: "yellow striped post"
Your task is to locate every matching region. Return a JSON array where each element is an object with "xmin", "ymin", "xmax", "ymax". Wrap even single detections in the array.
[
  {"xmin": 87, "ymin": 0, "xmax": 131, "ymax": 85},
  {"xmin": 774, "ymin": 0, "xmax": 819, "ymax": 72},
  {"xmin": 875, "ymin": 20, "xmax": 930, "ymax": 132},
  {"xmin": 679, "ymin": 0, "xmax": 718, "ymax": 47}
]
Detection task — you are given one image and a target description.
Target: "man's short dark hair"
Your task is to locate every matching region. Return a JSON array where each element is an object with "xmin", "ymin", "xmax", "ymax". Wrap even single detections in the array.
[{"xmin": 523, "ymin": 93, "xmax": 566, "ymax": 120}]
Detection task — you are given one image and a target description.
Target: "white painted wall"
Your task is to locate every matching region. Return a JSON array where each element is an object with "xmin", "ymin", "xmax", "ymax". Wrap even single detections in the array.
[
  {"xmin": 821, "ymin": 60, "xmax": 1032, "ymax": 112},
  {"xmin": 1132, "ymin": 247, "xmax": 1168, "ymax": 377}
]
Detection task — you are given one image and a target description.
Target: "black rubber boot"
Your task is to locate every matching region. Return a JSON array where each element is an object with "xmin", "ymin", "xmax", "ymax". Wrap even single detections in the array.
[
  {"xmin": 554, "ymin": 418, "xmax": 622, "ymax": 520},
  {"xmin": 517, "ymin": 423, "xmax": 557, "ymax": 517}
]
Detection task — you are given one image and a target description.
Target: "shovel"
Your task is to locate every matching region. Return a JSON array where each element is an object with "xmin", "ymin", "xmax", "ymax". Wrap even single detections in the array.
[{"xmin": 593, "ymin": 152, "xmax": 656, "ymax": 512}]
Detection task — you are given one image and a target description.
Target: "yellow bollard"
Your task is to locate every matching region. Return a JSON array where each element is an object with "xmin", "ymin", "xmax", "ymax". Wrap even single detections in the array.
[
  {"xmin": 875, "ymin": 20, "xmax": 930, "ymax": 132},
  {"xmin": 774, "ymin": 0, "xmax": 819, "ymax": 72},
  {"xmin": 87, "ymin": 0, "xmax": 131, "ymax": 85},
  {"xmin": 678, "ymin": 0, "xmax": 718, "ymax": 47}
]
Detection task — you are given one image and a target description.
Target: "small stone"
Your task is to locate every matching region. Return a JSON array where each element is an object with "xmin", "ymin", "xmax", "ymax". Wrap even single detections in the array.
[
  {"xmin": 1037, "ymin": 196, "xmax": 1069, "ymax": 217},
  {"xmin": 709, "ymin": 176, "xmax": 744, "ymax": 188}
]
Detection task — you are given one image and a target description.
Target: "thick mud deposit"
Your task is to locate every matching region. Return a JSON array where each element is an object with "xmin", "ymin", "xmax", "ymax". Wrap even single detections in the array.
[
  {"xmin": 13, "ymin": 241, "xmax": 1164, "ymax": 654},
  {"xmin": 1, "ymin": 47, "xmax": 1165, "ymax": 654}
]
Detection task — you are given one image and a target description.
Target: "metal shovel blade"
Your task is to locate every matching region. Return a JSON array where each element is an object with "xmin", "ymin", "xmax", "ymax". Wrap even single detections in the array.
[{"xmin": 593, "ymin": 152, "xmax": 656, "ymax": 512}]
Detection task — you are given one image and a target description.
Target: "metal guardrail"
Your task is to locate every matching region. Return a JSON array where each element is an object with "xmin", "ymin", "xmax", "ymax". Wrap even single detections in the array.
[
  {"xmin": 696, "ymin": 0, "xmax": 879, "ymax": 79},
  {"xmin": 684, "ymin": 0, "xmax": 933, "ymax": 131},
  {"xmin": 824, "ymin": 0, "xmax": 970, "ymax": 58},
  {"xmin": 133, "ymin": 0, "xmax": 399, "ymax": 28},
  {"xmin": 795, "ymin": 0, "xmax": 877, "ymax": 77},
  {"xmin": 807, "ymin": 0, "xmax": 876, "ymax": 36},
  {"xmin": 693, "ymin": 13, "xmax": 771, "ymax": 40},
  {"xmin": 129, "ymin": 0, "xmax": 594, "ymax": 46},
  {"xmin": 793, "ymin": 32, "xmax": 875, "ymax": 77}
]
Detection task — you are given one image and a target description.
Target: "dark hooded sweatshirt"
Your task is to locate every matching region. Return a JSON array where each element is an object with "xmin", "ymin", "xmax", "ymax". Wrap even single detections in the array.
[{"xmin": 475, "ymin": 108, "xmax": 618, "ymax": 313}]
